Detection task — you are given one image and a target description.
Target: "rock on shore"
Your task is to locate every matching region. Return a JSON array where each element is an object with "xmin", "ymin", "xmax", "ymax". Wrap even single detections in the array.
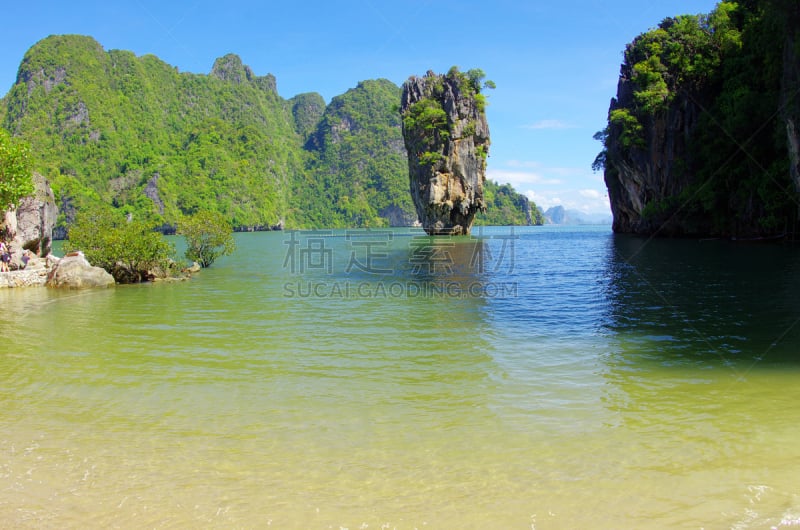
[
  {"xmin": 45, "ymin": 253, "xmax": 115, "ymax": 289},
  {"xmin": 0, "ymin": 253, "xmax": 114, "ymax": 290}
]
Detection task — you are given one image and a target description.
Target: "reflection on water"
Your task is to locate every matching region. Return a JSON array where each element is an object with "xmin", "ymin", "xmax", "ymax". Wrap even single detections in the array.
[
  {"xmin": 1, "ymin": 228, "xmax": 800, "ymax": 528},
  {"xmin": 605, "ymin": 235, "xmax": 800, "ymax": 367}
]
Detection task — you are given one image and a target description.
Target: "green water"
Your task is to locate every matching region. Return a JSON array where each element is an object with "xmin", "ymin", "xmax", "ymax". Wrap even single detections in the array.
[{"xmin": 1, "ymin": 227, "xmax": 799, "ymax": 529}]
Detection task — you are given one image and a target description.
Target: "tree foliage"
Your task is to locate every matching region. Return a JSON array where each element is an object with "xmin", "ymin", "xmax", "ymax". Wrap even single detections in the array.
[
  {"xmin": 0, "ymin": 128, "xmax": 34, "ymax": 210},
  {"xmin": 178, "ymin": 210, "xmax": 235, "ymax": 267},
  {"xmin": 476, "ymin": 180, "xmax": 544, "ymax": 226},
  {"xmin": 296, "ymin": 79, "xmax": 417, "ymax": 228},
  {"xmin": 64, "ymin": 207, "xmax": 176, "ymax": 283}
]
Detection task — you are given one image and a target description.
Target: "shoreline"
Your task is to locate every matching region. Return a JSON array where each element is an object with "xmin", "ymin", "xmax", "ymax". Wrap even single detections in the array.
[{"xmin": 0, "ymin": 267, "xmax": 50, "ymax": 288}]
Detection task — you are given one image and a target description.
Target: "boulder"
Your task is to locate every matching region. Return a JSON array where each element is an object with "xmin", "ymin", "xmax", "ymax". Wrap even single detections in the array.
[
  {"xmin": 184, "ymin": 261, "xmax": 202, "ymax": 274},
  {"xmin": 46, "ymin": 253, "xmax": 115, "ymax": 289}
]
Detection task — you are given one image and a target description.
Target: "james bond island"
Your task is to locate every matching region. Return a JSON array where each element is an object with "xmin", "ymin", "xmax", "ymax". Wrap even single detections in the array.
[{"xmin": 400, "ymin": 68, "xmax": 493, "ymax": 235}]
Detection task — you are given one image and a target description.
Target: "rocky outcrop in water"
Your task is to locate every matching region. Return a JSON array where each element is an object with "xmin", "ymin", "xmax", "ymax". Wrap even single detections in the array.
[{"xmin": 401, "ymin": 69, "xmax": 491, "ymax": 235}]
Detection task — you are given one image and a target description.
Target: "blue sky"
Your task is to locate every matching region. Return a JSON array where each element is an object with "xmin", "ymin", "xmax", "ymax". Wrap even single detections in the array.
[{"xmin": 1, "ymin": 0, "xmax": 720, "ymax": 217}]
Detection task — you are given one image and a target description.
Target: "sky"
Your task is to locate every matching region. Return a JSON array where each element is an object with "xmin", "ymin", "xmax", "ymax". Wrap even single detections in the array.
[{"xmin": 1, "ymin": 0, "xmax": 721, "ymax": 218}]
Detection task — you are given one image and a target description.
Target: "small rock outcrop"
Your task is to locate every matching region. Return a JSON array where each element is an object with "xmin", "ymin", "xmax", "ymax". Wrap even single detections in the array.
[
  {"xmin": 379, "ymin": 205, "xmax": 420, "ymax": 227},
  {"xmin": 143, "ymin": 172, "xmax": 165, "ymax": 215},
  {"xmin": 46, "ymin": 253, "xmax": 115, "ymax": 289},
  {"xmin": 401, "ymin": 69, "xmax": 491, "ymax": 235}
]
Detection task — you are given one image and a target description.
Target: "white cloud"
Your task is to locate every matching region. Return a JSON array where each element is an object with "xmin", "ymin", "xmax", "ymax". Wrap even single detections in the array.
[
  {"xmin": 489, "ymin": 161, "xmax": 610, "ymax": 216},
  {"xmin": 526, "ymin": 188, "xmax": 609, "ymax": 216},
  {"xmin": 486, "ymin": 169, "xmax": 561, "ymax": 187},
  {"xmin": 526, "ymin": 191, "xmax": 562, "ymax": 210},
  {"xmin": 579, "ymin": 189, "xmax": 603, "ymax": 199},
  {"xmin": 522, "ymin": 119, "xmax": 576, "ymax": 130}
]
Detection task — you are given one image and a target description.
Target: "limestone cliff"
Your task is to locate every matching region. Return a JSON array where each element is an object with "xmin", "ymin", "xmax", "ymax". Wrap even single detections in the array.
[
  {"xmin": 603, "ymin": 65, "xmax": 707, "ymax": 235},
  {"xmin": 401, "ymin": 69, "xmax": 490, "ymax": 235},
  {"xmin": 782, "ymin": 9, "xmax": 800, "ymax": 199},
  {"xmin": 602, "ymin": 4, "xmax": 800, "ymax": 238},
  {"xmin": 3, "ymin": 172, "xmax": 58, "ymax": 262}
]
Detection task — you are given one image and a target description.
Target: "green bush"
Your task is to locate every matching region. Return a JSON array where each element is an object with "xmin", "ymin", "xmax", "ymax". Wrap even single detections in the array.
[
  {"xmin": 65, "ymin": 208, "xmax": 176, "ymax": 283},
  {"xmin": 178, "ymin": 210, "xmax": 235, "ymax": 268}
]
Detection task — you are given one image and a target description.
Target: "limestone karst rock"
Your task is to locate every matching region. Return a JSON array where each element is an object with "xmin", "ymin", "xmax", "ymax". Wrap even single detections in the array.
[
  {"xmin": 602, "ymin": 4, "xmax": 800, "ymax": 238},
  {"xmin": 2, "ymin": 172, "xmax": 58, "ymax": 265},
  {"xmin": 401, "ymin": 69, "xmax": 491, "ymax": 235}
]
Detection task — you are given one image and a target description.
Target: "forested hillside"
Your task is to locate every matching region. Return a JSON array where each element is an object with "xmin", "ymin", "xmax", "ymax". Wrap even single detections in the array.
[{"xmin": 0, "ymin": 35, "xmax": 537, "ymax": 232}]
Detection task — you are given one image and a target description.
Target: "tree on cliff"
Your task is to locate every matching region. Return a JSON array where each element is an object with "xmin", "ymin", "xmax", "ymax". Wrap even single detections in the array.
[
  {"xmin": 178, "ymin": 210, "xmax": 235, "ymax": 268},
  {"xmin": 0, "ymin": 128, "xmax": 34, "ymax": 212}
]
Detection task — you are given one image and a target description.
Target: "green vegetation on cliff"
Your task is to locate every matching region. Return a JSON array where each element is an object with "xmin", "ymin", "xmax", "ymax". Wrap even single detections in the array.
[
  {"xmin": 599, "ymin": 1, "xmax": 800, "ymax": 237},
  {"xmin": 476, "ymin": 180, "xmax": 545, "ymax": 226},
  {"xmin": 400, "ymin": 67, "xmax": 494, "ymax": 169},
  {"xmin": 1, "ymin": 36, "xmax": 536, "ymax": 232},
  {"xmin": 3, "ymin": 36, "xmax": 299, "ymax": 229},
  {"xmin": 0, "ymin": 127, "xmax": 33, "ymax": 210},
  {"xmin": 297, "ymin": 79, "xmax": 414, "ymax": 228}
]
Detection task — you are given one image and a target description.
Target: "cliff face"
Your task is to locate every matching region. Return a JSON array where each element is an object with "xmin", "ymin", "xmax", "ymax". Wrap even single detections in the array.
[
  {"xmin": 604, "ymin": 71, "xmax": 706, "ymax": 235},
  {"xmin": 2, "ymin": 172, "xmax": 58, "ymax": 262},
  {"xmin": 602, "ymin": 4, "xmax": 800, "ymax": 238},
  {"xmin": 401, "ymin": 70, "xmax": 490, "ymax": 235},
  {"xmin": 782, "ymin": 9, "xmax": 800, "ymax": 197}
]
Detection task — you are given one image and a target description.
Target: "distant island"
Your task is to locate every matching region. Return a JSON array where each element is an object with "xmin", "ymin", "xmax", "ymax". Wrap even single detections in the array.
[
  {"xmin": 542, "ymin": 206, "xmax": 611, "ymax": 226},
  {"xmin": 0, "ymin": 35, "xmax": 539, "ymax": 234},
  {"xmin": 598, "ymin": 1, "xmax": 800, "ymax": 238}
]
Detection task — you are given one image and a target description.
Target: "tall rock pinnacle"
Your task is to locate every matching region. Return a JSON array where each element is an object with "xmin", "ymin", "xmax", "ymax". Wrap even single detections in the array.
[{"xmin": 400, "ymin": 68, "xmax": 491, "ymax": 235}]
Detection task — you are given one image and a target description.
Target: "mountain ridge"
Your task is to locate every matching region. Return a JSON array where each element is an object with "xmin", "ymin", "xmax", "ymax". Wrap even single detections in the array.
[{"xmin": 1, "ymin": 34, "xmax": 538, "ymax": 232}]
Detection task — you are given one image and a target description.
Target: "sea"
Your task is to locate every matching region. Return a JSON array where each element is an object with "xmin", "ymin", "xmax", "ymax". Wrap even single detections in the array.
[{"xmin": 1, "ymin": 225, "xmax": 799, "ymax": 529}]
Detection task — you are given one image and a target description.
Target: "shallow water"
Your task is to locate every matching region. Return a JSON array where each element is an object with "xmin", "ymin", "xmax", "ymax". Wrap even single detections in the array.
[{"xmin": 1, "ymin": 226, "xmax": 799, "ymax": 529}]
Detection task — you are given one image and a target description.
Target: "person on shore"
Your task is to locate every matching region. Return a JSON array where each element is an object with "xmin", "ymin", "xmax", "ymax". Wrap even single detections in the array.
[
  {"xmin": 21, "ymin": 249, "xmax": 32, "ymax": 270},
  {"xmin": 0, "ymin": 242, "xmax": 10, "ymax": 273}
]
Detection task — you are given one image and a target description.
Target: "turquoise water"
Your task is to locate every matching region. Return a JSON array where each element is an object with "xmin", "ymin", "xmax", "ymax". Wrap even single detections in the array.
[{"xmin": 1, "ymin": 226, "xmax": 800, "ymax": 528}]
